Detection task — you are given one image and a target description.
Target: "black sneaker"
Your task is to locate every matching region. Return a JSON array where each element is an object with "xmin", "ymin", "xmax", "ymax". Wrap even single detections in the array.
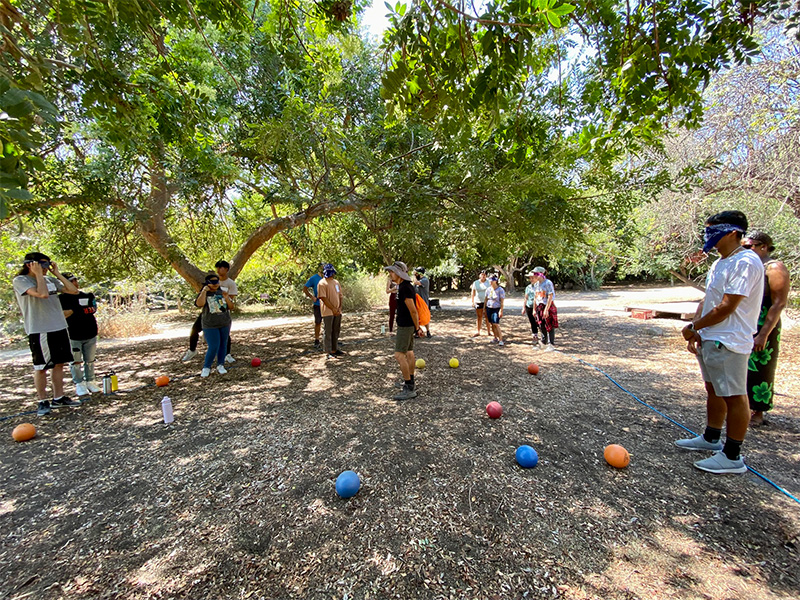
[
  {"xmin": 327, "ymin": 353, "xmax": 338, "ymax": 359},
  {"xmin": 333, "ymin": 350, "xmax": 345, "ymax": 356},
  {"xmin": 314, "ymin": 339, "xmax": 321, "ymax": 348},
  {"xmin": 393, "ymin": 387, "xmax": 418, "ymax": 401},
  {"xmin": 426, "ymin": 331, "xmax": 432, "ymax": 338},
  {"xmin": 37, "ymin": 400, "xmax": 51, "ymax": 416},
  {"xmin": 51, "ymin": 396, "xmax": 81, "ymax": 408}
]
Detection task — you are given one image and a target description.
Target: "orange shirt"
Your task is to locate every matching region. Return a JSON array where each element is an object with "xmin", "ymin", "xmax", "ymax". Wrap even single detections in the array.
[{"xmin": 317, "ymin": 277, "xmax": 343, "ymax": 317}]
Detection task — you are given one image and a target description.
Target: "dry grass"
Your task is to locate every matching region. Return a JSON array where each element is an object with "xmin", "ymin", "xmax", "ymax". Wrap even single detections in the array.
[{"xmin": 96, "ymin": 305, "xmax": 157, "ymax": 338}]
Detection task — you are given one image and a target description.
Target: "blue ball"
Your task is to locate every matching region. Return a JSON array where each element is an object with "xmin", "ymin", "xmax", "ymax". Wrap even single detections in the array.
[
  {"xmin": 335, "ymin": 470, "xmax": 361, "ymax": 498},
  {"xmin": 515, "ymin": 445, "xmax": 539, "ymax": 468}
]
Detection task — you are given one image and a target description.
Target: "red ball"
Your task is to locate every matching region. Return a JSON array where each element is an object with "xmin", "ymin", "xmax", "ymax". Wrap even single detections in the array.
[
  {"xmin": 486, "ymin": 401, "xmax": 503, "ymax": 419},
  {"xmin": 251, "ymin": 358, "xmax": 262, "ymax": 367},
  {"xmin": 527, "ymin": 363, "xmax": 539, "ymax": 375}
]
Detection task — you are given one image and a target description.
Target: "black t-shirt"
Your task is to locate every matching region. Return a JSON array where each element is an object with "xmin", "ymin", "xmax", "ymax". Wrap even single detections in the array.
[
  {"xmin": 59, "ymin": 291, "xmax": 98, "ymax": 340},
  {"xmin": 396, "ymin": 281, "xmax": 416, "ymax": 328}
]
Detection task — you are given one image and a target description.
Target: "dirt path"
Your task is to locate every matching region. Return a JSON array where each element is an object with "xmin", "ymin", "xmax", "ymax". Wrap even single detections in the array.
[{"xmin": 1, "ymin": 286, "xmax": 798, "ymax": 600}]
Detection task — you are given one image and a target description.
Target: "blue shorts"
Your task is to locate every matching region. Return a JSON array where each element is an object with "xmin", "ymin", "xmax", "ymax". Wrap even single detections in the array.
[{"xmin": 486, "ymin": 307, "xmax": 501, "ymax": 324}]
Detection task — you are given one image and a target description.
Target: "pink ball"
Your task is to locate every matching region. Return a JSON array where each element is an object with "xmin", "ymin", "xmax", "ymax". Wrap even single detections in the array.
[
  {"xmin": 251, "ymin": 358, "xmax": 262, "ymax": 367},
  {"xmin": 486, "ymin": 401, "xmax": 503, "ymax": 419}
]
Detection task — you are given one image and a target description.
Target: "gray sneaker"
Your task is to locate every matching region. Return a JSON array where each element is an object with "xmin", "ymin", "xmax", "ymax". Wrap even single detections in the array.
[
  {"xmin": 693, "ymin": 451, "xmax": 747, "ymax": 474},
  {"xmin": 393, "ymin": 387, "xmax": 418, "ymax": 401},
  {"xmin": 675, "ymin": 435, "xmax": 723, "ymax": 452},
  {"xmin": 37, "ymin": 400, "xmax": 51, "ymax": 416}
]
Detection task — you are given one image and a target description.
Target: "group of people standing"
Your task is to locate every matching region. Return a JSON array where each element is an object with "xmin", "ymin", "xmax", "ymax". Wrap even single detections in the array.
[
  {"xmin": 676, "ymin": 211, "xmax": 790, "ymax": 474},
  {"xmin": 13, "ymin": 217, "xmax": 790, "ymax": 442},
  {"xmin": 468, "ymin": 268, "xmax": 559, "ymax": 350}
]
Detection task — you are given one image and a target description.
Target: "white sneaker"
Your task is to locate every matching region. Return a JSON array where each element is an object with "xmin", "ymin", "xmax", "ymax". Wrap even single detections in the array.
[
  {"xmin": 543, "ymin": 345, "xmax": 555, "ymax": 352},
  {"xmin": 75, "ymin": 381, "xmax": 90, "ymax": 397},
  {"xmin": 217, "ymin": 365, "xmax": 228, "ymax": 375},
  {"xmin": 182, "ymin": 349, "xmax": 197, "ymax": 362},
  {"xmin": 200, "ymin": 368, "xmax": 211, "ymax": 378},
  {"xmin": 498, "ymin": 340, "xmax": 505, "ymax": 346},
  {"xmin": 225, "ymin": 354, "xmax": 236, "ymax": 364},
  {"xmin": 86, "ymin": 381, "xmax": 102, "ymax": 394}
]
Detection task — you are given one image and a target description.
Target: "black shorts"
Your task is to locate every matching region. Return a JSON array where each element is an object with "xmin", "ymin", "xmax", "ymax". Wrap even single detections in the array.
[
  {"xmin": 28, "ymin": 329, "xmax": 73, "ymax": 371},
  {"xmin": 475, "ymin": 302, "xmax": 485, "ymax": 310},
  {"xmin": 486, "ymin": 307, "xmax": 501, "ymax": 324},
  {"xmin": 313, "ymin": 304, "xmax": 322, "ymax": 325}
]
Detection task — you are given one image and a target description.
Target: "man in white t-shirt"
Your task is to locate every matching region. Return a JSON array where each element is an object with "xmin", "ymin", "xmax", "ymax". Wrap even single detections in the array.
[
  {"xmin": 182, "ymin": 260, "xmax": 239, "ymax": 363},
  {"xmin": 676, "ymin": 211, "xmax": 764, "ymax": 474},
  {"xmin": 470, "ymin": 270, "xmax": 492, "ymax": 337}
]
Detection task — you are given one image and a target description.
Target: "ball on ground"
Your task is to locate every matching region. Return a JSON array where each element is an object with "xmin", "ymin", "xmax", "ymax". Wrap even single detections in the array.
[
  {"xmin": 155, "ymin": 375, "xmax": 169, "ymax": 387},
  {"xmin": 486, "ymin": 401, "xmax": 503, "ymax": 419},
  {"xmin": 251, "ymin": 357, "xmax": 262, "ymax": 367},
  {"xmin": 12, "ymin": 423, "xmax": 36, "ymax": 442},
  {"xmin": 449, "ymin": 358, "xmax": 459, "ymax": 368},
  {"xmin": 335, "ymin": 470, "xmax": 361, "ymax": 499},
  {"xmin": 527, "ymin": 363, "xmax": 539, "ymax": 375},
  {"xmin": 604, "ymin": 444, "xmax": 630, "ymax": 468},
  {"xmin": 515, "ymin": 445, "xmax": 539, "ymax": 468},
  {"xmin": 415, "ymin": 358, "xmax": 426, "ymax": 369}
]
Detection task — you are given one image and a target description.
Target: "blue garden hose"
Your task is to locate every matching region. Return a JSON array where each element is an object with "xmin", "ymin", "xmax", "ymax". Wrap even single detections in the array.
[{"xmin": 573, "ymin": 355, "xmax": 800, "ymax": 506}]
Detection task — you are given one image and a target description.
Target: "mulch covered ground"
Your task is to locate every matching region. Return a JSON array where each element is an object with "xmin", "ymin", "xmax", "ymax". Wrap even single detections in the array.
[{"xmin": 1, "ymin": 303, "xmax": 799, "ymax": 600}]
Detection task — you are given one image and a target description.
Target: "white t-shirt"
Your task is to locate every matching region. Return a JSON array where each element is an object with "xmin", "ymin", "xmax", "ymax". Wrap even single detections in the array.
[
  {"xmin": 219, "ymin": 277, "xmax": 238, "ymax": 296},
  {"xmin": 472, "ymin": 279, "xmax": 490, "ymax": 303},
  {"xmin": 699, "ymin": 247, "xmax": 764, "ymax": 354}
]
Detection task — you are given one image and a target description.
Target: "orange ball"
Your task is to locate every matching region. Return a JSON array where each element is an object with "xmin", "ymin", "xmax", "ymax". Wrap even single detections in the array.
[
  {"xmin": 155, "ymin": 375, "xmax": 170, "ymax": 387},
  {"xmin": 604, "ymin": 444, "xmax": 630, "ymax": 469},
  {"xmin": 12, "ymin": 423, "xmax": 37, "ymax": 442},
  {"xmin": 527, "ymin": 363, "xmax": 539, "ymax": 375}
]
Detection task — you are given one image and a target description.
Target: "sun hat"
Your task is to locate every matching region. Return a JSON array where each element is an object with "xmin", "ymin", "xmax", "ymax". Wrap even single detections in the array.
[
  {"xmin": 532, "ymin": 266, "xmax": 546, "ymax": 275},
  {"xmin": 384, "ymin": 261, "xmax": 412, "ymax": 281}
]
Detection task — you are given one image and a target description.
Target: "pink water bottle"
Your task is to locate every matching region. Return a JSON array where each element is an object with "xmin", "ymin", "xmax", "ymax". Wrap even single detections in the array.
[{"xmin": 161, "ymin": 396, "xmax": 174, "ymax": 425}]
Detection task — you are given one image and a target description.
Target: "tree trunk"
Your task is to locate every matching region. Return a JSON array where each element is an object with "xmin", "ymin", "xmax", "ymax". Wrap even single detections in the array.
[
  {"xmin": 137, "ymin": 159, "xmax": 206, "ymax": 291},
  {"xmin": 228, "ymin": 196, "xmax": 375, "ymax": 280}
]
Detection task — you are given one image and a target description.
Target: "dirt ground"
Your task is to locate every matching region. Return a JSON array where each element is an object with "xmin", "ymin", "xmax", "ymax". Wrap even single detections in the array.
[{"xmin": 1, "ymin": 290, "xmax": 799, "ymax": 600}]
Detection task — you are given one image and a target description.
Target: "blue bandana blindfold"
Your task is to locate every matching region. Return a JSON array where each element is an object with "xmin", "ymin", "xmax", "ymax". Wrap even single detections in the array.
[
  {"xmin": 703, "ymin": 224, "xmax": 744, "ymax": 253},
  {"xmin": 323, "ymin": 263, "xmax": 336, "ymax": 278}
]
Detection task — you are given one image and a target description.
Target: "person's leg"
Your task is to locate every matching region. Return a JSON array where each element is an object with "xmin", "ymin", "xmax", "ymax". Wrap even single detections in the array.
[
  {"xmin": 331, "ymin": 315, "xmax": 341, "ymax": 353},
  {"xmin": 83, "ymin": 337, "xmax": 97, "ymax": 383},
  {"xmin": 314, "ymin": 305, "xmax": 322, "ymax": 344},
  {"xmin": 70, "ymin": 339, "xmax": 84, "ymax": 383},
  {"xmin": 189, "ymin": 315, "xmax": 202, "ymax": 351},
  {"xmin": 475, "ymin": 308, "xmax": 483, "ymax": 334},
  {"xmin": 722, "ymin": 394, "xmax": 749, "ymax": 456},
  {"xmin": 525, "ymin": 305, "xmax": 538, "ymax": 335},
  {"xmin": 705, "ymin": 381, "xmax": 728, "ymax": 430},
  {"xmin": 33, "ymin": 369, "xmax": 48, "ymax": 400},
  {"xmin": 322, "ymin": 316, "xmax": 333, "ymax": 354},
  {"xmin": 406, "ymin": 350, "xmax": 415, "ymax": 383},
  {"xmin": 217, "ymin": 327, "xmax": 230, "ymax": 367},
  {"xmin": 51, "ymin": 364, "xmax": 65, "ymax": 398},
  {"xmin": 226, "ymin": 333, "xmax": 233, "ymax": 356},
  {"xmin": 395, "ymin": 351, "xmax": 411, "ymax": 380},
  {"xmin": 548, "ymin": 327, "xmax": 555, "ymax": 345},
  {"xmin": 494, "ymin": 323, "xmax": 503, "ymax": 342},
  {"xmin": 202, "ymin": 328, "xmax": 220, "ymax": 369}
]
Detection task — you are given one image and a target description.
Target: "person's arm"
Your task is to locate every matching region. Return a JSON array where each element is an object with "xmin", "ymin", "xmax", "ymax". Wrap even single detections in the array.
[
  {"xmin": 386, "ymin": 277, "xmax": 393, "ymax": 294},
  {"xmin": 470, "ymin": 285, "xmax": 476, "ymax": 307},
  {"xmin": 221, "ymin": 290, "xmax": 231, "ymax": 310},
  {"xmin": 544, "ymin": 292, "xmax": 554, "ymax": 315},
  {"xmin": 499, "ymin": 293, "xmax": 504, "ymax": 318},
  {"xmin": 303, "ymin": 283, "xmax": 316, "ymax": 302},
  {"xmin": 521, "ymin": 289, "xmax": 528, "ymax": 315},
  {"xmin": 754, "ymin": 261, "xmax": 790, "ymax": 351},
  {"xmin": 404, "ymin": 297, "xmax": 420, "ymax": 332},
  {"xmin": 51, "ymin": 262, "xmax": 78, "ymax": 294},
  {"xmin": 195, "ymin": 286, "xmax": 209, "ymax": 308},
  {"xmin": 689, "ymin": 294, "xmax": 745, "ymax": 333},
  {"xmin": 22, "ymin": 262, "xmax": 52, "ymax": 299},
  {"xmin": 61, "ymin": 296, "xmax": 74, "ymax": 319}
]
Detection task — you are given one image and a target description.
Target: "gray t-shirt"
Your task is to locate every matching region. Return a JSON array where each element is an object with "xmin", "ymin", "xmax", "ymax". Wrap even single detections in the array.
[
  {"xmin": 198, "ymin": 290, "xmax": 232, "ymax": 329},
  {"xmin": 415, "ymin": 276, "xmax": 430, "ymax": 307},
  {"xmin": 13, "ymin": 275, "xmax": 69, "ymax": 335}
]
